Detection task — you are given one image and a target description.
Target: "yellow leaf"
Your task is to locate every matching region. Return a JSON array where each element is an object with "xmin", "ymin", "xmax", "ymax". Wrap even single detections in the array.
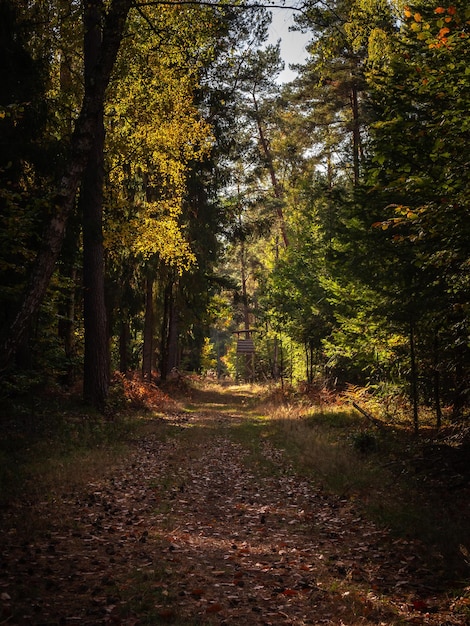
[{"xmin": 414, "ymin": 12, "xmax": 422, "ymax": 22}]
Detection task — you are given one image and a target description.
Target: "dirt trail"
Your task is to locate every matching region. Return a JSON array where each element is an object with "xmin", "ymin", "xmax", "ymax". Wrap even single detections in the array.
[{"xmin": 0, "ymin": 384, "xmax": 467, "ymax": 625}]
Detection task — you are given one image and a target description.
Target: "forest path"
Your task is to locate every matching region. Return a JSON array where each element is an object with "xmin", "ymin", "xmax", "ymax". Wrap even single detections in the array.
[{"xmin": 1, "ymin": 383, "xmax": 466, "ymax": 625}]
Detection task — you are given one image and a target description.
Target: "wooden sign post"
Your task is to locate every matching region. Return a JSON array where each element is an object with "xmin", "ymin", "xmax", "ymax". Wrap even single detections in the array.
[{"xmin": 234, "ymin": 329, "xmax": 257, "ymax": 381}]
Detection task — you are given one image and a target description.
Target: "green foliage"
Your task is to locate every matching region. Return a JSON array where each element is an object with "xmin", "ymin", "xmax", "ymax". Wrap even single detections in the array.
[
  {"xmin": 103, "ymin": 2, "xmax": 269, "ymax": 377},
  {"xmin": 350, "ymin": 429, "xmax": 378, "ymax": 453},
  {"xmin": 363, "ymin": 0, "xmax": 470, "ymax": 414},
  {"xmin": 230, "ymin": 0, "xmax": 469, "ymax": 422},
  {"xmin": 1, "ymin": 0, "xmax": 468, "ymax": 424},
  {"xmin": 200, "ymin": 337, "xmax": 217, "ymax": 374}
]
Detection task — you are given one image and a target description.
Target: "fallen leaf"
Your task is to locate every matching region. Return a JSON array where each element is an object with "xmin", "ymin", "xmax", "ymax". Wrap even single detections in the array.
[{"xmin": 281, "ymin": 589, "xmax": 298, "ymax": 596}]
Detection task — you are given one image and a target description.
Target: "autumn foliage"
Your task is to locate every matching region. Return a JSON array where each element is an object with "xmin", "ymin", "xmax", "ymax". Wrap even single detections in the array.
[{"xmin": 110, "ymin": 371, "xmax": 178, "ymax": 412}]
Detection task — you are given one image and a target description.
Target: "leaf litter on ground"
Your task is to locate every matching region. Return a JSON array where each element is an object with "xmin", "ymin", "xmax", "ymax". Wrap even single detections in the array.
[{"xmin": 1, "ymin": 382, "xmax": 469, "ymax": 625}]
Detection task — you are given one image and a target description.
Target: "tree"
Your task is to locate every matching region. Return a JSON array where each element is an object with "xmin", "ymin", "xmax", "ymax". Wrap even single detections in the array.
[
  {"xmin": 81, "ymin": 0, "xmax": 109, "ymax": 409},
  {"xmin": 0, "ymin": 0, "xmax": 132, "ymax": 369},
  {"xmin": 292, "ymin": 0, "xmax": 387, "ymax": 185},
  {"xmin": 0, "ymin": 0, "xmax": 52, "ymax": 369},
  {"xmin": 155, "ymin": 2, "xmax": 275, "ymax": 376},
  {"xmin": 366, "ymin": 0, "xmax": 470, "ymax": 419},
  {"xmin": 104, "ymin": 0, "xmax": 217, "ymax": 380},
  {"xmin": 238, "ymin": 46, "xmax": 290, "ymax": 247}
]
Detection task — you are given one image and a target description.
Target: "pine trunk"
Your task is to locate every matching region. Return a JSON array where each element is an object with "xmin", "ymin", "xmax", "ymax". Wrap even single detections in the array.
[
  {"xmin": 159, "ymin": 281, "xmax": 171, "ymax": 381},
  {"xmin": 58, "ymin": 266, "xmax": 78, "ymax": 386},
  {"xmin": 433, "ymin": 332, "xmax": 442, "ymax": 429},
  {"xmin": 350, "ymin": 83, "xmax": 361, "ymax": 186},
  {"xmin": 252, "ymin": 94, "xmax": 289, "ymax": 247}
]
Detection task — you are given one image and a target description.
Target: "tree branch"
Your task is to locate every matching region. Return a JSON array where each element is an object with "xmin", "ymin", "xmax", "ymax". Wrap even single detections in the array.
[{"xmin": 135, "ymin": 0, "xmax": 306, "ymax": 14}]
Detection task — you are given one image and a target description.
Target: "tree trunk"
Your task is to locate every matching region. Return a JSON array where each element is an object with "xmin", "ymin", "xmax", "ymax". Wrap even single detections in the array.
[
  {"xmin": 451, "ymin": 348, "xmax": 466, "ymax": 421},
  {"xmin": 272, "ymin": 337, "xmax": 279, "ymax": 380},
  {"xmin": 433, "ymin": 332, "xmax": 442, "ymax": 429},
  {"xmin": 119, "ymin": 315, "xmax": 130, "ymax": 374},
  {"xmin": 81, "ymin": 0, "xmax": 109, "ymax": 411},
  {"xmin": 240, "ymin": 237, "xmax": 254, "ymax": 380},
  {"xmin": 142, "ymin": 273, "xmax": 154, "ymax": 380},
  {"xmin": 350, "ymin": 82, "xmax": 361, "ymax": 186},
  {"xmin": 409, "ymin": 317, "xmax": 419, "ymax": 435},
  {"xmin": 252, "ymin": 94, "xmax": 289, "ymax": 248},
  {"xmin": 81, "ymin": 111, "xmax": 109, "ymax": 408},
  {"xmin": 348, "ymin": 61, "xmax": 365, "ymax": 188},
  {"xmin": 167, "ymin": 285, "xmax": 179, "ymax": 373},
  {"xmin": 58, "ymin": 265, "xmax": 78, "ymax": 386},
  {"xmin": 305, "ymin": 341, "xmax": 315, "ymax": 384},
  {"xmin": 240, "ymin": 239, "xmax": 250, "ymax": 332},
  {"xmin": 0, "ymin": 0, "xmax": 132, "ymax": 369},
  {"xmin": 159, "ymin": 280, "xmax": 172, "ymax": 381}
]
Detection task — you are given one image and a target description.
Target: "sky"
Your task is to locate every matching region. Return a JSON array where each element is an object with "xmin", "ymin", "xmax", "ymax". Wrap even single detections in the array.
[{"xmin": 266, "ymin": 6, "xmax": 311, "ymax": 83}]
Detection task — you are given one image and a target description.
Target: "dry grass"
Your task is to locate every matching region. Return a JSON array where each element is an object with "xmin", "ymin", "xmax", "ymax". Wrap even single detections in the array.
[
  {"xmin": 248, "ymin": 394, "xmax": 470, "ymax": 580},
  {"xmin": 257, "ymin": 401, "xmax": 385, "ymax": 496}
]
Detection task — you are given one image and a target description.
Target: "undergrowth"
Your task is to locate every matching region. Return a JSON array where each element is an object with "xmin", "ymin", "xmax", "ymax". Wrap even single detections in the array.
[
  {"xmin": 0, "ymin": 408, "xmax": 135, "ymax": 508},
  {"xmin": 0, "ymin": 371, "xmax": 181, "ymax": 506},
  {"xmin": 256, "ymin": 397, "xmax": 470, "ymax": 581}
]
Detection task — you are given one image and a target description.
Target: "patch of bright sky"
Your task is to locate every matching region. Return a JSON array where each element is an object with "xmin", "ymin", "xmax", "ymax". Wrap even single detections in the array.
[{"xmin": 266, "ymin": 6, "xmax": 311, "ymax": 84}]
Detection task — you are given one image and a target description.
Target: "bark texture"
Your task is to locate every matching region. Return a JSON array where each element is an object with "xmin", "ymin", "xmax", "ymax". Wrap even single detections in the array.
[{"xmin": 81, "ymin": 0, "xmax": 110, "ymax": 410}]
